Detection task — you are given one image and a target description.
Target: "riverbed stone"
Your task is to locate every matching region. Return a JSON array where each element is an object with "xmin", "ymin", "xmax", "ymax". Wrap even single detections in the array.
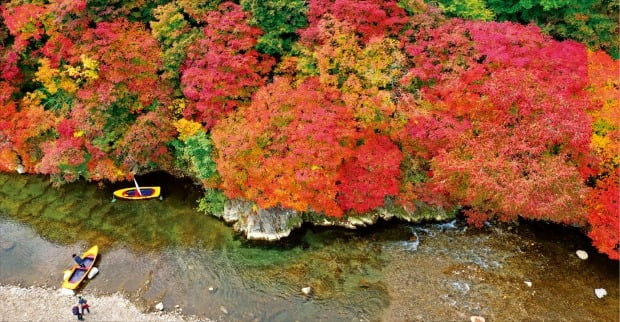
[
  {"xmin": 302, "ymin": 286, "xmax": 312, "ymax": 295},
  {"xmin": 0, "ymin": 240, "xmax": 15, "ymax": 251},
  {"xmin": 470, "ymin": 316, "xmax": 485, "ymax": 322},
  {"xmin": 576, "ymin": 250, "xmax": 588, "ymax": 260},
  {"xmin": 595, "ymin": 288, "xmax": 607, "ymax": 298},
  {"xmin": 155, "ymin": 302, "xmax": 164, "ymax": 311}
]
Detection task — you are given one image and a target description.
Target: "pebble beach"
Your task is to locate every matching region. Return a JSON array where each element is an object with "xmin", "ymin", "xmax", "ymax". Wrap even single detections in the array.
[{"xmin": 0, "ymin": 285, "xmax": 209, "ymax": 322}]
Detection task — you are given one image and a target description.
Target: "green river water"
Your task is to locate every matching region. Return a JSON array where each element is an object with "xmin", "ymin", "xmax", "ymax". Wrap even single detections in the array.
[{"xmin": 0, "ymin": 172, "xmax": 618, "ymax": 321}]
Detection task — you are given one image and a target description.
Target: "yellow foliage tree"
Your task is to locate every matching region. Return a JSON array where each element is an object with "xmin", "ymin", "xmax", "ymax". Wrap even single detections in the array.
[{"xmin": 173, "ymin": 118, "xmax": 203, "ymax": 141}]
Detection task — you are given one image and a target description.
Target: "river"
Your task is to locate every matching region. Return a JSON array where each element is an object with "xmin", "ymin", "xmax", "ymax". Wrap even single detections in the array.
[{"xmin": 0, "ymin": 172, "xmax": 617, "ymax": 321}]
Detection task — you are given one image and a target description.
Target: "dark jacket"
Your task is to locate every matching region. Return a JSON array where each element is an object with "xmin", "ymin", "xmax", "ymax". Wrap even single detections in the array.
[
  {"xmin": 73, "ymin": 256, "xmax": 85, "ymax": 266},
  {"xmin": 72, "ymin": 306, "xmax": 80, "ymax": 315}
]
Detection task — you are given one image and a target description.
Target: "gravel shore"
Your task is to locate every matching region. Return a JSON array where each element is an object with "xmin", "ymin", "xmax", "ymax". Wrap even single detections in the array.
[{"xmin": 0, "ymin": 285, "xmax": 210, "ymax": 322}]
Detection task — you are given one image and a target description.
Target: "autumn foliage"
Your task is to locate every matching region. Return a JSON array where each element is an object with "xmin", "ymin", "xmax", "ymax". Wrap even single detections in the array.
[
  {"xmin": 0, "ymin": 0, "xmax": 618, "ymax": 258},
  {"xmin": 337, "ymin": 133, "xmax": 403, "ymax": 213},
  {"xmin": 180, "ymin": 2, "xmax": 274, "ymax": 129},
  {"xmin": 212, "ymin": 77, "xmax": 358, "ymax": 216}
]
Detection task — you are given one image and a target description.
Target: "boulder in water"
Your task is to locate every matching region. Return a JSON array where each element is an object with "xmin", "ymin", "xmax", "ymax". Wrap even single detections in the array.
[
  {"xmin": 219, "ymin": 199, "xmax": 302, "ymax": 241},
  {"xmin": 576, "ymin": 250, "xmax": 588, "ymax": 260},
  {"xmin": 155, "ymin": 302, "xmax": 164, "ymax": 311},
  {"xmin": 470, "ymin": 316, "xmax": 485, "ymax": 322},
  {"xmin": 595, "ymin": 288, "xmax": 607, "ymax": 299},
  {"xmin": 302, "ymin": 286, "xmax": 312, "ymax": 295}
]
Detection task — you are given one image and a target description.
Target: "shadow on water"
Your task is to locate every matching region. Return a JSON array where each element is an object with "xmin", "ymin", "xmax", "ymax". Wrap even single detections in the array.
[
  {"xmin": 0, "ymin": 172, "xmax": 618, "ymax": 321},
  {"xmin": 0, "ymin": 171, "xmax": 236, "ymax": 251}
]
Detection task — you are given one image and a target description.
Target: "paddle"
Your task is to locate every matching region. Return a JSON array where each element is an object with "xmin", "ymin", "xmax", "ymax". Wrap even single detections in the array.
[{"xmin": 133, "ymin": 177, "xmax": 143, "ymax": 196}]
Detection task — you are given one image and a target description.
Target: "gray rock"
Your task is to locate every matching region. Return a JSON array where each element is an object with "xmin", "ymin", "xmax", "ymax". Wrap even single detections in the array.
[{"xmin": 221, "ymin": 199, "xmax": 250, "ymax": 223}]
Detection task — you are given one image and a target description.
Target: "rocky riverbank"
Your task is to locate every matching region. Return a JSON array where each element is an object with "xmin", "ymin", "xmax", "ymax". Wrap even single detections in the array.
[{"xmin": 0, "ymin": 285, "xmax": 210, "ymax": 322}]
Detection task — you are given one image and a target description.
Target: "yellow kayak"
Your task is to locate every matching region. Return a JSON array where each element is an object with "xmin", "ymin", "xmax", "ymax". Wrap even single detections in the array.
[
  {"xmin": 61, "ymin": 245, "xmax": 98, "ymax": 290},
  {"xmin": 113, "ymin": 187, "xmax": 161, "ymax": 200}
]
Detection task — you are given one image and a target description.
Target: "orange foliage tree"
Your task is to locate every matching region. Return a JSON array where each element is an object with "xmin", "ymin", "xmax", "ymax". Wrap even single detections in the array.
[
  {"xmin": 585, "ymin": 50, "xmax": 620, "ymax": 259},
  {"xmin": 213, "ymin": 76, "xmax": 404, "ymax": 216},
  {"xmin": 212, "ymin": 77, "xmax": 358, "ymax": 216},
  {"xmin": 2, "ymin": 93, "xmax": 57, "ymax": 172},
  {"xmin": 0, "ymin": 81, "xmax": 19, "ymax": 171}
]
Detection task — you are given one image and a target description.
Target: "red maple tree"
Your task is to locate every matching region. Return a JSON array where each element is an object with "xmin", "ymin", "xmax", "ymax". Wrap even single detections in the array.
[
  {"xmin": 181, "ymin": 2, "xmax": 275, "ymax": 129},
  {"xmin": 212, "ymin": 77, "xmax": 358, "ymax": 216},
  {"xmin": 337, "ymin": 132, "xmax": 403, "ymax": 212}
]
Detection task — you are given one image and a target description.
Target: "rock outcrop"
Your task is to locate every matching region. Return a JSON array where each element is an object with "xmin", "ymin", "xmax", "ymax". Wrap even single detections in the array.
[
  {"xmin": 220, "ymin": 199, "xmax": 302, "ymax": 241},
  {"xmin": 216, "ymin": 199, "xmax": 456, "ymax": 241}
]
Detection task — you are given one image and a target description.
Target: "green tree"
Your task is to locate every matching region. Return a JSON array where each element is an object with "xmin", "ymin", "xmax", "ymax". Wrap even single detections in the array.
[
  {"xmin": 150, "ymin": 2, "xmax": 201, "ymax": 90},
  {"xmin": 434, "ymin": 0, "xmax": 494, "ymax": 21},
  {"xmin": 176, "ymin": 0, "xmax": 223, "ymax": 21},
  {"xmin": 241, "ymin": 0, "xmax": 309, "ymax": 56},
  {"xmin": 175, "ymin": 130, "xmax": 219, "ymax": 182}
]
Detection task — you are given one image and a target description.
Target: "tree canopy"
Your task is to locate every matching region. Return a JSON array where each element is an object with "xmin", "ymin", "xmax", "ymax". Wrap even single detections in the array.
[{"xmin": 0, "ymin": 0, "xmax": 617, "ymax": 258}]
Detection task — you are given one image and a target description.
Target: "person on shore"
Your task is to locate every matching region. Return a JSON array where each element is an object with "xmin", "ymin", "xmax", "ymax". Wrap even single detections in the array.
[
  {"xmin": 72, "ymin": 254, "xmax": 85, "ymax": 268},
  {"xmin": 78, "ymin": 296, "xmax": 90, "ymax": 314},
  {"xmin": 72, "ymin": 304, "xmax": 84, "ymax": 320}
]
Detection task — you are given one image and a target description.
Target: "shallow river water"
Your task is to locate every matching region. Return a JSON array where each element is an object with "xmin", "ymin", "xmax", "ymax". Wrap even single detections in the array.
[{"xmin": 0, "ymin": 172, "xmax": 617, "ymax": 321}]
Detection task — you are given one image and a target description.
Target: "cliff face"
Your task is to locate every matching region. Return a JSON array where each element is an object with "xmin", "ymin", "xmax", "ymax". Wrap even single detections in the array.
[{"xmin": 217, "ymin": 199, "xmax": 456, "ymax": 241}]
